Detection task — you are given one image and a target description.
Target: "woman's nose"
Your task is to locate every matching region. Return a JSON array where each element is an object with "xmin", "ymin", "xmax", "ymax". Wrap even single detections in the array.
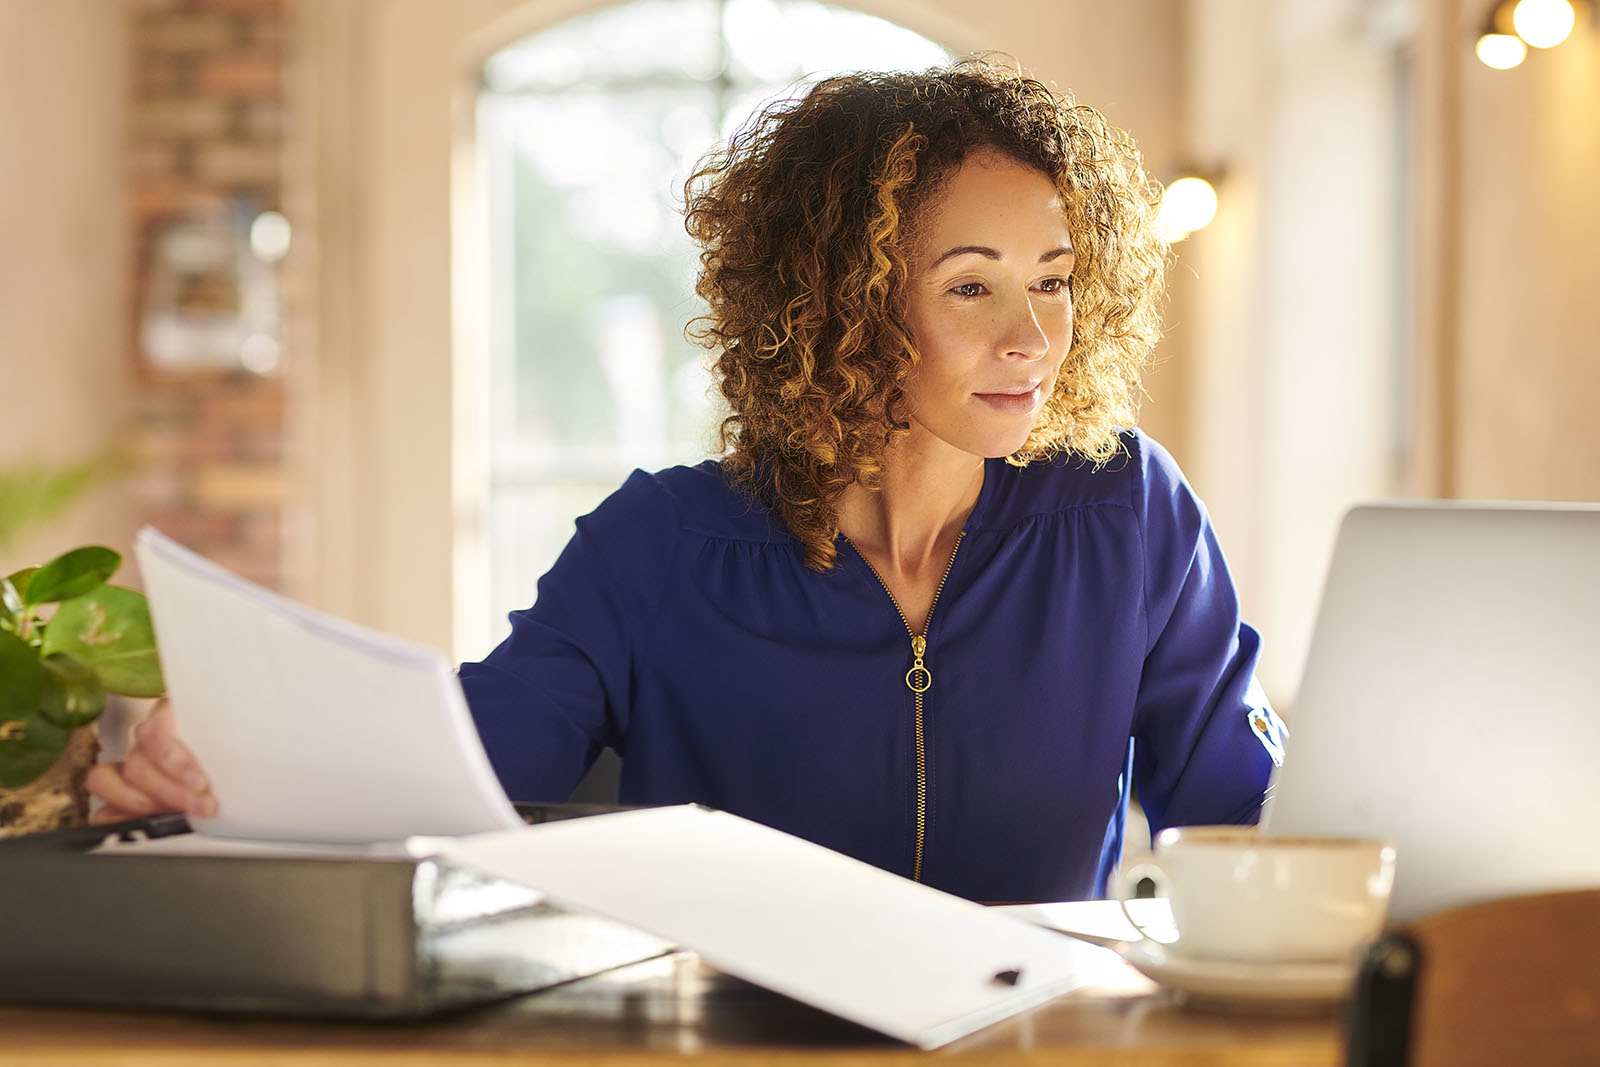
[{"xmin": 1000, "ymin": 293, "xmax": 1052, "ymax": 361}]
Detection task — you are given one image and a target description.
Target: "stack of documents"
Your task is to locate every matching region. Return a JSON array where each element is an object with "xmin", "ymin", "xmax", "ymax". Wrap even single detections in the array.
[{"xmin": 137, "ymin": 527, "xmax": 525, "ymax": 843}]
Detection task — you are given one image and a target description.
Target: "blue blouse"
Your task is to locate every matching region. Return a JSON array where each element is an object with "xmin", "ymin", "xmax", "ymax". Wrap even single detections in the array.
[{"xmin": 460, "ymin": 430, "xmax": 1285, "ymax": 903}]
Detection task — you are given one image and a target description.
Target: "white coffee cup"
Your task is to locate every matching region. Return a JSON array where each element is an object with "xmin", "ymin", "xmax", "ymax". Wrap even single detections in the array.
[{"xmin": 1116, "ymin": 825, "xmax": 1397, "ymax": 963}]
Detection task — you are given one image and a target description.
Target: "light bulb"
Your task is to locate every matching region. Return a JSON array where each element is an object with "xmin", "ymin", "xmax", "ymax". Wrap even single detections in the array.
[
  {"xmin": 239, "ymin": 333, "xmax": 281, "ymax": 375},
  {"xmin": 249, "ymin": 211, "xmax": 292, "ymax": 263},
  {"xmin": 1476, "ymin": 32, "xmax": 1529, "ymax": 68},
  {"xmin": 1512, "ymin": 0, "xmax": 1575, "ymax": 47},
  {"xmin": 1158, "ymin": 176, "xmax": 1218, "ymax": 242}
]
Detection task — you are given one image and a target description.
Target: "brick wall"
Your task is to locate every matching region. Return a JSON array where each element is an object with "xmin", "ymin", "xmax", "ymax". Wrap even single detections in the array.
[{"xmin": 126, "ymin": 0, "xmax": 288, "ymax": 590}]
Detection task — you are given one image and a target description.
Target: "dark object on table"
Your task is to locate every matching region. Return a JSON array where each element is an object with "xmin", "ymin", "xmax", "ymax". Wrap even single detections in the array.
[
  {"xmin": 1343, "ymin": 933, "xmax": 1419, "ymax": 1067},
  {"xmin": 0, "ymin": 811, "xmax": 194, "ymax": 851},
  {"xmin": 0, "ymin": 806, "xmax": 670, "ymax": 1019}
]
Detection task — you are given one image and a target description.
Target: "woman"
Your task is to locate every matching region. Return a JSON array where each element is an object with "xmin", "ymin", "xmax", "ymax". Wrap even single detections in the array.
[{"xmin": 89, "ymin": 62, "xmax": 1285, "ymax": 903}]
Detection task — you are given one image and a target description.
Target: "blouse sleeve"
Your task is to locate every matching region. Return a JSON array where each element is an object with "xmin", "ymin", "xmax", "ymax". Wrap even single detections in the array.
[
  {"xmin": 456, "ymin": 470, "xmax": 678, "ymax": 802},
  {"xmin": 1128, "ymin": 432, "xmax": 1287, "ymax": 836}
]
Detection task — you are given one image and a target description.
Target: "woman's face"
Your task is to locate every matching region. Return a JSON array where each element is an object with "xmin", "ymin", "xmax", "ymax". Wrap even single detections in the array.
[{"xmin": 901, "ymin": 148, "xmax": 1075, "ymax": 462}]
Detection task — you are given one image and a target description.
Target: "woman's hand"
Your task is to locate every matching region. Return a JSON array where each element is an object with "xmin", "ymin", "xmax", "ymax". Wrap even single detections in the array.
[{"xmin": 85, "ymin": 699, "xmax": 217, "ymax": 824}]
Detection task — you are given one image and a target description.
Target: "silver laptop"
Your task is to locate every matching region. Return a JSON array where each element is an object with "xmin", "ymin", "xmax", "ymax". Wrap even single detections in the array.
[{"xmin": 1262, "ymin": 501, "xmax": 1600, "ymax": 922}]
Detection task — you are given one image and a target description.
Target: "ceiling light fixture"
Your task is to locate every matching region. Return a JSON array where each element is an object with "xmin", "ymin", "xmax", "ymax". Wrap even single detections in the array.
[{"xmin": 1512, "ymin": 0, "xmax": 1577, "ymax": 47}]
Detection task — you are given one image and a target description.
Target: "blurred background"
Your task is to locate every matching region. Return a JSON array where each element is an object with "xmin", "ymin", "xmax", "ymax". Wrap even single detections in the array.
[{"xmin": 3, "ymin": 0, "xmax": 1596, "ymax": 717}]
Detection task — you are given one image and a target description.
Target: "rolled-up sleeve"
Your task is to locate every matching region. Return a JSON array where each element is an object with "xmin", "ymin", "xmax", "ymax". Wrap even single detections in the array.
[
  {"xmin": 458, "ymin": 470, "xmax": 677, "ymax": 802},
  {"xmin": 1129, "ymin": 433, "xmax": 1287, "ymax": 835}
]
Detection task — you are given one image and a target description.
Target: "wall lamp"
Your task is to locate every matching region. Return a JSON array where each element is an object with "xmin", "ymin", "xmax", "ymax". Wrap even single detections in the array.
[
  {"xmin": 1158, "ymin": 170, "xmax": 1222, "ymax": 243},
  {"xmin": 1476, "ymin": 0, "xmax": 1587, "ymax": 70}
]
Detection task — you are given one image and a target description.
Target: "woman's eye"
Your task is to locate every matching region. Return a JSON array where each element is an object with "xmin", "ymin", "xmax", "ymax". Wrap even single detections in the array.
[
  {"xmin": 1034, "ymin": 277, "xmax": 1069, "ymax": 295},
  {"xmin": 950, "ymin": 282, "xmax": 986, "ymax": 297}
]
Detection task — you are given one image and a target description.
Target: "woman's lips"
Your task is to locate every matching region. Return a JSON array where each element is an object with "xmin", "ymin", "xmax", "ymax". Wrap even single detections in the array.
[{"xmin": 974, "ymin": 386, "xmax": 1043, "ymax": 415}]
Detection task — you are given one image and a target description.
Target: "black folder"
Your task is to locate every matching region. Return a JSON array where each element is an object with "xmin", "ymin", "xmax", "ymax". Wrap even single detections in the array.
[{"xmin": 0, "ymin": 807, "xmax": 671, "ymax": 1018}]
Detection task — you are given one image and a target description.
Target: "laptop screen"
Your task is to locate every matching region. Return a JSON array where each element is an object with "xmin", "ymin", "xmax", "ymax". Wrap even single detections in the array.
[{"xmin": 1262, "ymin": 501, "xmax": 1600, "ymax": 921}]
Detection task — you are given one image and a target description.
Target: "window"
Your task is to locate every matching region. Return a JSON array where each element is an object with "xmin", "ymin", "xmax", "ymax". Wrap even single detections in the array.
[{"xmin": 477, "ymin": 0, "xmax": 950, "ymax": 645}]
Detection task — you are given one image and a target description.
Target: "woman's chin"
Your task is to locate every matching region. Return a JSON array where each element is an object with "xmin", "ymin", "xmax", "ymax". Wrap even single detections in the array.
[
  {"xmin": 901, "ymin": 414, "xmax": 1039, "ymax": 464},
  {"xmin": 977, "ymin": 432, "xmax": 1036, "ymax": 461}
]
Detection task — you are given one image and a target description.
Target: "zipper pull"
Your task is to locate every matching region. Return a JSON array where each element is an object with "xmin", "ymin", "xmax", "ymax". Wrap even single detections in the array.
[{"xmin": 906, "ymin": 634, "xmax": 931, "ymax": 693}]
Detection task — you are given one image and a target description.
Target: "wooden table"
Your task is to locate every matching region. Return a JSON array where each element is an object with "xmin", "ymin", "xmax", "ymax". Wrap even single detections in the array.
[{"xmin": 0, "ymin": 952, "xmax": 1341, "ymax": 1066}]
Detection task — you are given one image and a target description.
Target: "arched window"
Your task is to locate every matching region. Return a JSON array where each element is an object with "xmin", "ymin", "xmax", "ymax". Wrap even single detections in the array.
[{"xmin": 477, "ymin": 0, "xmax": 950, "ymax": 645}]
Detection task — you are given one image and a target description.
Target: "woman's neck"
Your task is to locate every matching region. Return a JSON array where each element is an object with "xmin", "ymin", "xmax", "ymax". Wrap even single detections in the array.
[{"xmin": 835, "ymin": 433, "xmax": 985, "ymax": 578}]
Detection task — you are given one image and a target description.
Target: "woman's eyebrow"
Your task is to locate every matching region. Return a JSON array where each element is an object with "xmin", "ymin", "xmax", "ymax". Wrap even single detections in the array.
[
  {"xmin": 929, "ymin": 244, "xmax": 1076, "ymax": 268},
  {"xmin": 930, "ymin": 244, "xmax": 1000, "ymax": 266}
]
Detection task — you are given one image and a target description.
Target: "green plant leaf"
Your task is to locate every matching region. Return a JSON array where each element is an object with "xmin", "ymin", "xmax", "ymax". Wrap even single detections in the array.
[
  {"xmin": 0, "ymin": 577, "xmax": 22, "ymax": 634},
  {"xmin": 6, "ymin": 567, "xmax": 38, "ymax": 601},
  {"xmin": 38, "ymin": 652, "xmax": 107, "ymax": 728},
  {"xmin": 0, "ymin": 629, "xmax": 44, "ymax": 721},
  {"xmin": 0, "ymin": 711, "xmax": 70, "ymax": 789},
  {"xmin": 40, "ymin": 586, "xmax": 165, "ymax": 698},
  {"xmin": 23, "ymin": 546, "xmax": 121, "ymax": 606}
]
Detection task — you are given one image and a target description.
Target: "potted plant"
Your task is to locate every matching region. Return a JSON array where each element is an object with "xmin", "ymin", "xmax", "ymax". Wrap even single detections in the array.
[{"xmin": 0, "ymin": 463, "xmax": 165, "ymax": 838}]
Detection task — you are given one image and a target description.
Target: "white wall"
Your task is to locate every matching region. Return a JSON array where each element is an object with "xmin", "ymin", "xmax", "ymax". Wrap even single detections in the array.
[
  {"xmin": 0, "ymin": 1, "xmax": 131, "ymax": 575},
  {"xmin": 1176, "ymin": 0, "xmax": 1600, "ymax": 704},
  {"xmin": 1175, "ymin": 0, "xmax": 1406, "ymax": 701},
  {"xmin": 1450, "ymin": 2, "xmax": 1600, "ymax": 501}
]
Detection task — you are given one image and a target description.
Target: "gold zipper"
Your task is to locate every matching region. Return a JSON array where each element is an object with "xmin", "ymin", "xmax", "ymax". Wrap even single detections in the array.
[{"xmin": 845, "ymin": 532, "xmax": 964, "ymax": 882}]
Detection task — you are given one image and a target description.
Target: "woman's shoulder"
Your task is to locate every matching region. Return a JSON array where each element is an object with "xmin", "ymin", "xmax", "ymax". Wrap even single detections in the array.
[
  {"xmin": 596, "ymin": 460, "xmax": 789, "ymax": 545},
  {"xmin": 979, "ymin": 428, "xmax": 1183, "ymax": 530}
]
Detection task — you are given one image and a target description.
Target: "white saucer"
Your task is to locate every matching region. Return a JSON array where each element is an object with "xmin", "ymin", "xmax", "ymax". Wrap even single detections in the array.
[{"xmin": 1118, "ymin": 939, "xmax": 1356, "ymax": 1014}]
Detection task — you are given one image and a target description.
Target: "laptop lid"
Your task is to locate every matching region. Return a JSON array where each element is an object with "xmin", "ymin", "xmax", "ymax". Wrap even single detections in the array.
[{"xmin": 1261, "ymin": 501, "xmax": 1600, "ymax": 922}]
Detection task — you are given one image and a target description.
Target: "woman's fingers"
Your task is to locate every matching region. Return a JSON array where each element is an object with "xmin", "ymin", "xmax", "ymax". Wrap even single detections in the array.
[
  {"xmin": 88, "ymin": 800, "xmax": 145, "ymax": 826},
  {"xmin": 84, "ymin": 761, "xmax": 163, "ymax": 818},
  {"xmin": 84, "ymin": 700, "xmax": 218, "ymax": 819},
  {"xmin": 133, "ymin": 701, "xmax": 211, "ymax": 793},
  {"xmin": 120, "ymin": 748, "xmax": 214, "ymax": 816}
]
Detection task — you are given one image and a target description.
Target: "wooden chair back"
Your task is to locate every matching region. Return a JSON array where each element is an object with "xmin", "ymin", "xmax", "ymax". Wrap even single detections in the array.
[{"xmin": 1345, "ymin": 888, "xmax": 1600, "ymax": 1067}]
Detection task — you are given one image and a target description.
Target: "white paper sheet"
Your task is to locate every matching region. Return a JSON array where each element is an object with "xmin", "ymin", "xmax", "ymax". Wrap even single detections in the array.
[
  {"xmin": 440, "ymin": 805, "xmax": 1103, "ymax": 1049},
  {"xmin": 136, "ymin": 526, "xmax": 524, "ymax": 843},
  {"xmin": 997, "ymin": 898, "xmax": 1177, "ymax": 945}
]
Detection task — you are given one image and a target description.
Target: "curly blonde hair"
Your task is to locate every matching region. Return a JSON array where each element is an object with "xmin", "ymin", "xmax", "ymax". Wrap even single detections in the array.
[{"xmin": 685, "ymin": 61, "xmax": 1169, "ymax": 570}]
